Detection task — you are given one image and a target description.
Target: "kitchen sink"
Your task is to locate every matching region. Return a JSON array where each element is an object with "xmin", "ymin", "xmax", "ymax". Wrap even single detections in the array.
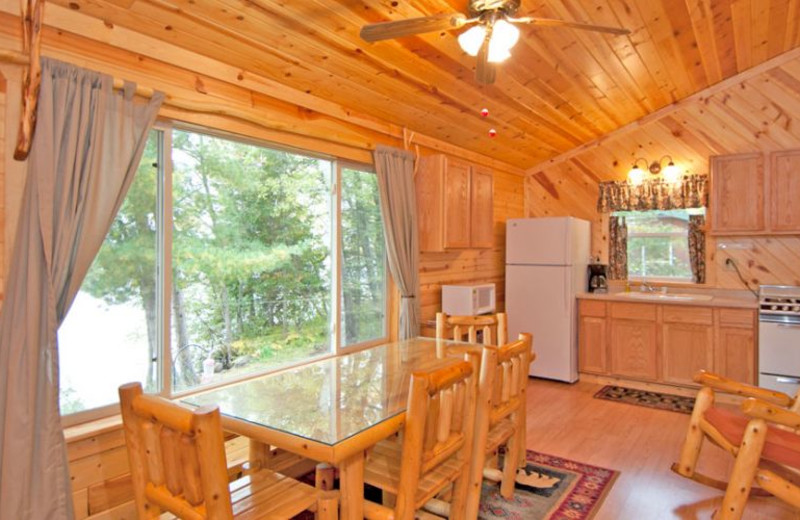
[{"xmin": 616, "ymin": 292, "xmax": 714, "ymax": 302}]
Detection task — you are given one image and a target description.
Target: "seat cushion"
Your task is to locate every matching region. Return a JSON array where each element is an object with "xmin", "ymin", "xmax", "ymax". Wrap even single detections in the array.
[{"xmin": 704, "ymin": 406, "xmax": 800, "ymax": 468}]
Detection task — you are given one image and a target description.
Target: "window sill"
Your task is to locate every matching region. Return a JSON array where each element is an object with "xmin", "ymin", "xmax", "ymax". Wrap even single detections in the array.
[{"xmin": 63, "ymin": 414, "xmax": 122, "ymax": 443}]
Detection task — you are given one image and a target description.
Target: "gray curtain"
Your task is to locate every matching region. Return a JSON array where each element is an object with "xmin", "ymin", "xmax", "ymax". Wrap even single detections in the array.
[
  {"xmin": 609, "ymin": 216, "xmax": 628, "ymax": 280},
  {"xmin": 0, "ymin": 58, "xmax": 163, "ymax": 519},
  {"xmin": 688, "ymin": 215, "xmax": 706, "ymax": 284},
  {"xmin": 374, "ymin": 145, "xmax": 420, "ymax": 340}
]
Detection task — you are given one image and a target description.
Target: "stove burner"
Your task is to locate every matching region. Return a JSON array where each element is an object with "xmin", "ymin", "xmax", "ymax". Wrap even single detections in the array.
[{"xmin": 760, "ymin": 285, "xmax": 800, "ymax": 322}]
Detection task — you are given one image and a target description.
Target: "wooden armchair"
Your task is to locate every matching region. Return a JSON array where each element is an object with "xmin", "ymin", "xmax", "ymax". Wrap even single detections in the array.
[
  {"xmin": 436, "ymin": 311, "xmax": 507, "ymax": 346},
  {"xmin": 362, "ymin": 358, "xmax": 477, "ymax": 520},
  {"xmin": 465, "ymin": 333, "xmax": 534, "ymax": 520},
  {"xmin": 118, "ymin": 382, "xmax": 337, "ymax": 520},
  {"xmin": 714, "ymin": 397, "xmax": 800, "ymax": 519},
  {"xmin": 673, "ymin": 370, "xmax": 799, "ymax": 493}
]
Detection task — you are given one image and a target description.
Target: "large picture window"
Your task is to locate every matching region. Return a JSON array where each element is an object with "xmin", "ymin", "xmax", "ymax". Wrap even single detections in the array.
[{"xmin": 58, "ymin": 126, "xmax": 388, "ymax": 417}]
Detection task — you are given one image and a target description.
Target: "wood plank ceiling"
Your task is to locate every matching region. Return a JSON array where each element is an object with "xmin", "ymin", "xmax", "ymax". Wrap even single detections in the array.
[{"xmin": 41, "ymin": 0, "xmax": 800, "ymax": 170}]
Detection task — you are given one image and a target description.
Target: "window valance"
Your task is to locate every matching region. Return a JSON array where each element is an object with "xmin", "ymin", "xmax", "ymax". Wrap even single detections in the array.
[{"xmin": 597, "ymin": 175, "xmax": 708, "ymax": 213}]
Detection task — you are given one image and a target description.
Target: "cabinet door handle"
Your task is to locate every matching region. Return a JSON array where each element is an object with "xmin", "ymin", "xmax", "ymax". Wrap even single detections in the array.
[{"xmin": 776, "ymin": 376, "xmax": 800, "ymax": 384}]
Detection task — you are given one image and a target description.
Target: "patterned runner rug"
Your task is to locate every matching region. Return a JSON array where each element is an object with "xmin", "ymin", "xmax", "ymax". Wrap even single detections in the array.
[
  {"xmin": 593, "ymin": 385, "xmax": 695, "ymax": 414},
  {"xmin": 478, "ymin": 450, "xmax": 618, "ymax": 520}
]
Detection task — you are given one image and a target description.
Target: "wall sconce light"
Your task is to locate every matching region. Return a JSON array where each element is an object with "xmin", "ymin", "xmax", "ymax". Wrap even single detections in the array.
[{"xmin": 627, "ymin": 155, "xmax": 681, "ymax": 185}]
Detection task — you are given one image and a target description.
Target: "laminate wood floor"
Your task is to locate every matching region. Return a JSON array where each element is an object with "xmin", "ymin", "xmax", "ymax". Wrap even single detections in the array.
[{"xmin": 524, "ymin": 378, "xmax": 800, "ymax": 520}]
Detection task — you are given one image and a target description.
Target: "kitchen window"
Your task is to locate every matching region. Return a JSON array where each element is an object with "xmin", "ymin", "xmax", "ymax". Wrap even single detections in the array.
[
  {"xmin": 58, "ymin": 125, "xmax": 389, "ymax": 419},
  {"xmin": 616, "ymin": 208, "xmax": 705, "ymax": 281}
]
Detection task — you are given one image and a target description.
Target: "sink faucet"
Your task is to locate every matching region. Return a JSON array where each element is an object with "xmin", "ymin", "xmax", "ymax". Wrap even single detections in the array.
[{"xmin": 640, "ymin": 280, "xmax": 656, "ymax": 292}]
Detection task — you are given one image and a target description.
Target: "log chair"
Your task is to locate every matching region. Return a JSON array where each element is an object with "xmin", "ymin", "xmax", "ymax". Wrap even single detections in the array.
[{"xmin": 118, "ymin": 382, "xmax": 338, "ymax": 520}]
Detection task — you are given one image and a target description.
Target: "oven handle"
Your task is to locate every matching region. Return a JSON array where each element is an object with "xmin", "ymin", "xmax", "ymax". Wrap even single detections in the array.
[{"xmin": 776, "ymin": 376, "xmax": 800, "ymax": 385}]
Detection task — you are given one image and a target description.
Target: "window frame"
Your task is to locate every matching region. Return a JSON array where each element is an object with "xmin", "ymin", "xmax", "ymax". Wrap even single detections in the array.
[
  {"xmin": 335, "ymin": 162, "xmax": 391, "ymax": 354},
  {"xmin": 60, "ymin": 121, "xmax": 390, "ymax": 425},
  {"xmin": 620, "ymin": 208, "xmax": 703, "ymax": 283}
]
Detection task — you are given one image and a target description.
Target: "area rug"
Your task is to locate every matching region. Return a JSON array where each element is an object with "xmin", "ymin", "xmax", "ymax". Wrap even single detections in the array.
[
  {"xmin": 593, "ymin": 385, "xmax": 695, "ymax": 414},
  {"xmin": 292, "ymin": 450, "xmax": 618, "ymax": 520},
  {"xmin": 478, "ymin": 450, "xmax": 618, "ymax": 520}
]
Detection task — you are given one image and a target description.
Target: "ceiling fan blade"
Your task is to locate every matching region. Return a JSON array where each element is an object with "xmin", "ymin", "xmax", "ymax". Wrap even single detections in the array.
[
  {"xmin": 360, "ymin": 13, "xmax": 468, "ymax": 42},
  {"xmin": 475, "ymin": 32, "xmax": 496, "ymax": 85},
  {"xmin": 517, "ymin": 16, "xmax": 630, "ymax": 35}
]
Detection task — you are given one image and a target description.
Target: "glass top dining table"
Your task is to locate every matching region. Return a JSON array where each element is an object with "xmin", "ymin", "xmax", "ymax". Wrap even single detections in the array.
[
  {"xmin": 183, "ymin": 337, "xmax": 478, "ymax": 520},
  {"xmin": 185, "ymin": 337, "xmax": 472, "ymax": 445}
]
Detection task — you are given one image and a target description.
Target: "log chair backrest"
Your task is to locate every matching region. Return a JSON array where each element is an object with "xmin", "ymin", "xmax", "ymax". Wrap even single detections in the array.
[
  {"xmin": 394, "ymin": 358, "xmax": 477, "ymax": 519},
  {"xmin": 478, "ymin": 333, "xmax": 534, "ymax": 437},
  {"xmin": 119, "ymin": 382, "xmax": 233, "ymax": 520},
  {"xmin": 436, "ymin": 312, "xmax": 508, "ymax": 346}
]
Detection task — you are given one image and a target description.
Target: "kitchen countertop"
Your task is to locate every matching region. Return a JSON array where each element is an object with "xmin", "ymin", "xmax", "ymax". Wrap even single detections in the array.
[{"xmin": 578, "ymin": 289, "xmax": 758, "ymax": 309}]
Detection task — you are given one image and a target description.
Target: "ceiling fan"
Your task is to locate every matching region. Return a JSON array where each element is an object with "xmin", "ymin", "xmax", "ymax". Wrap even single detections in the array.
[{"xmin": 360, "ymin": 0, "xmax": 630, "ymax": 85}]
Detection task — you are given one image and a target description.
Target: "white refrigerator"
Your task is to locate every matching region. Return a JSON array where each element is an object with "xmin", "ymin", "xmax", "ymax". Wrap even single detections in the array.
[{"xmin": 505, "ymin": 217, "xmax": 590, "ymax": 382}]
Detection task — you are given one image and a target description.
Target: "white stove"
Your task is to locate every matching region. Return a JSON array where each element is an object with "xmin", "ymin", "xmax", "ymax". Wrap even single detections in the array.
[{"xmin": 759, "ymin": 285, "xmax": 800, "ymax": 394}]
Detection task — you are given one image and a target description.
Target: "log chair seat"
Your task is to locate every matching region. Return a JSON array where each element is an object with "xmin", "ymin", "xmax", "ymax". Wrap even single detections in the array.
[
  {"xmin": 364, "ymin": 439, "xmax": 464, "ymax": 503},
  {"xmin": 485, "ymin": 418, "xmax": 516, "ymax": 454},
  {"xmin": 704, "ymin": 406, "xmax": 800, "ymax": 468}
]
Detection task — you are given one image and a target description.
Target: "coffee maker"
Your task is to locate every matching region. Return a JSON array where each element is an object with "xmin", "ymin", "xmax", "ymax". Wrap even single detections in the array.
[{"xmin": 588, "ymin": 264, "xmax": 608, "ymax": 293}]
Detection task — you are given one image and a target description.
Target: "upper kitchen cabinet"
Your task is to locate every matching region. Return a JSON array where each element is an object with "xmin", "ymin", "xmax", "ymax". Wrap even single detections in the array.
[
  {"xmin": 709, "ymin": 153, "xmax": 764, "ymax": 234},
  {"xmin": 770, "ymin": 150, "xmax": 800, "ymax": 232},
  {"xmin": 416, "ymin": 154, "xmax": 494, "ymax": 252},
  {"xmin": 709, "ymin": 149, "xmax": 800, "ymax": 235}
]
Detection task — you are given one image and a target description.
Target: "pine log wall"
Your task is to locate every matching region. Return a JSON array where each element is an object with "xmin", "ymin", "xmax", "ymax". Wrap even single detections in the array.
[
  {"xmin": 0, "ymin": 70, "xmax": 5, "ymax": 296},
  {"xmin": 525, "ymin": 50, "xmax": 800, "ymax": 289}
]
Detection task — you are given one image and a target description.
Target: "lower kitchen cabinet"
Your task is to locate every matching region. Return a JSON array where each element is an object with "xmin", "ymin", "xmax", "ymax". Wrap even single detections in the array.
[
  {"xmin": 578, "ymin": 300, "xmax": 607, "ymax": 373},
  {"xmin": 715, "ymin": 309, "xmax": 757, "ymax": 383},
  {"xmin": 661, "ymin": 306, "xmax": 714, "ymax": 386},
  {"xmin": 577, "ymin": 299, "xmax": 756, "ymax": 387},
  {"xmin": 609, "ymin": 303, "xmax": 658, "ymax": 381}
]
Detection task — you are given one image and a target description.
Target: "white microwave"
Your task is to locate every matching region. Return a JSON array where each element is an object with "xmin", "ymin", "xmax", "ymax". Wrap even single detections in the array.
[{"xmin": 441, "ymin": 283, "xmax": 496, "ymax": 316}]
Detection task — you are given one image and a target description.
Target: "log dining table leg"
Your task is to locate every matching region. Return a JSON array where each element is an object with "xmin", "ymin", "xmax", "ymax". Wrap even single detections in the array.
[{"xmin": 338, "ymin": 451, "xmax": 365, "ymax": 520}]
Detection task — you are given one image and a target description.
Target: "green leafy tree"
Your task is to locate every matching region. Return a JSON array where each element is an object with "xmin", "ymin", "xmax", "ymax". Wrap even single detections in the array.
[{"xmin": 76, "ymin": 128, "xmax": 387, "ymax": 400}]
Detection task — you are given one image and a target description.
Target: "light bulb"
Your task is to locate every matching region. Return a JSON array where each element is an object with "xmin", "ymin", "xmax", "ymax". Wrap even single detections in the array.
[
  {"xmin": 628, "ymin": 166, "xmax": 645, "ymax": 186},
  {"xmin": 662, "ymin": 162, "xmax": 680, "ymax": 183},
  {"xmin": 488, "ymin": 20, "xmax": 520, "ymax": 63},
  {"xmin": 458, "ymin": 25, "xmax": 486, "ymax": 56}
]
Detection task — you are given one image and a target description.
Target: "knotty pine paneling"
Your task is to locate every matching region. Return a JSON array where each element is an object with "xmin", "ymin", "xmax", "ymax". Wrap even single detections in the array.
[
  {"xmin": 526, "ymin": 53, "xmax": 800, "ymax": 290},
  {"xmin": 0, "ymin": 69, "xmax": 5, "ymax": 295},
  {"xmin": 2, "ymin": 0, "xmax": 798, "ymax": 170}
]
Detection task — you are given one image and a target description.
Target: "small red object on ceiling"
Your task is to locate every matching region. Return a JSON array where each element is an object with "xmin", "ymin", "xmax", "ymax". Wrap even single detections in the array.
[
  {"xmin": 488, "ymin": 128, "xmax": 497, "ymax": 138},
  {"xmin": 480, "ymin": 108, "xmax": 489, "ymax": 117}
]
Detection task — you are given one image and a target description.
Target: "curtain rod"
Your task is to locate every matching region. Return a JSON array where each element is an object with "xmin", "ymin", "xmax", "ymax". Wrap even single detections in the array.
[{"xmin": 0, "ymin": 48, "xmax": 158, "ymax": 99}]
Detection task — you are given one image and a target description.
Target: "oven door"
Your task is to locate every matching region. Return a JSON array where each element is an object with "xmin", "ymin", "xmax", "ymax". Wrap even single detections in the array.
[{"xmin": 759, "ymin": 319, "xmax": 800, "ymax": 378}]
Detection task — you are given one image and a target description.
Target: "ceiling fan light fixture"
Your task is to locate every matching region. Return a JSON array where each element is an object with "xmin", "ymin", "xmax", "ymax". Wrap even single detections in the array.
[
  {"xmin": 489, "ymin": 19, "xmax": 520, "ymax": 59},
  {"xmin": 458, "ymin": 25, "xmax": 486, "ymax": 56}
]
